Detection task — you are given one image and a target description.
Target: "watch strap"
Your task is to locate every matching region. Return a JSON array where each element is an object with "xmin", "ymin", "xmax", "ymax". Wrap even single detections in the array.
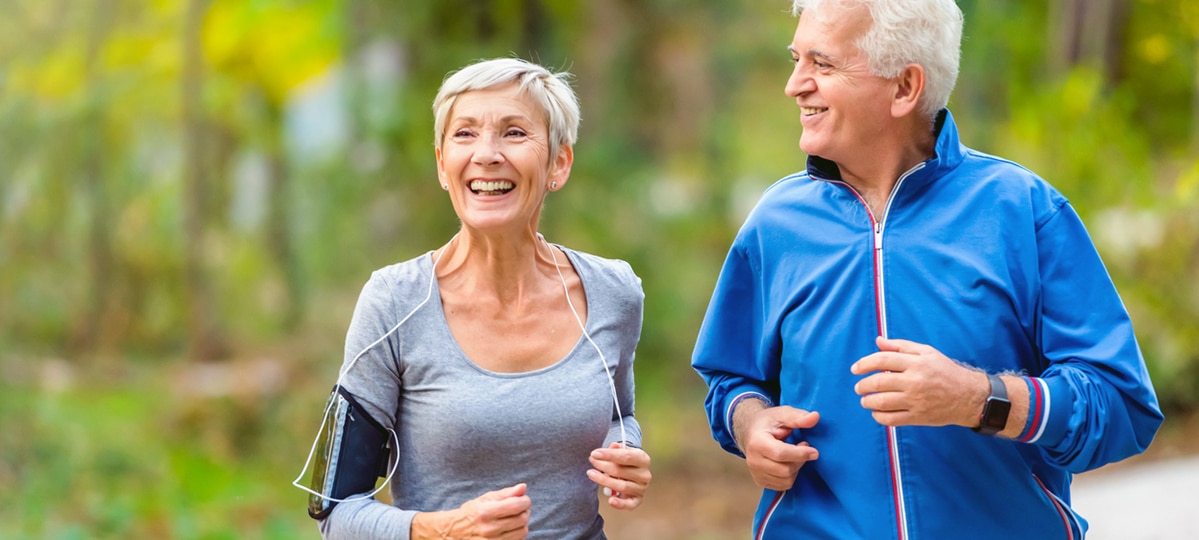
[{"xmin": 972, "ymin": 373, "xmax": 1010, "ymax": 435}]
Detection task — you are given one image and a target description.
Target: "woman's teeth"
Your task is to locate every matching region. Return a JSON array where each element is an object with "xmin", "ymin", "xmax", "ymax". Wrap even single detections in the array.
[{"xmin": 469, "ymin": 180, "xmax": 515, "ymax": 194}]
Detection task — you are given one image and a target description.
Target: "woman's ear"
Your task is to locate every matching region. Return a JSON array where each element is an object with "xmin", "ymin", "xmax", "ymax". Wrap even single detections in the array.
[
  {"xmin": 548, "ymin": 145, "xmax": 574, "ymax": 191},
  {"xmin": 892, "ymin": 63, "xmax": 925, "ymax": 118},
  {"xmin": 435, "ymin": 146, "xmax": 448, "ymax": 187}
]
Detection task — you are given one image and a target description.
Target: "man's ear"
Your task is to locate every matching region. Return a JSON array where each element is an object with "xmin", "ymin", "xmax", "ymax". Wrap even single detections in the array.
[{"xmin": 892, "ymin": 63, "xmax": 926, "ymax": 118}]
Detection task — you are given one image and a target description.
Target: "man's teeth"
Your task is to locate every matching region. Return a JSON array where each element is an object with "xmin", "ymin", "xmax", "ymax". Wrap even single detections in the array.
[{"xmin": 470, "ymin": 180, "xmax": 514, "ymax": 192}]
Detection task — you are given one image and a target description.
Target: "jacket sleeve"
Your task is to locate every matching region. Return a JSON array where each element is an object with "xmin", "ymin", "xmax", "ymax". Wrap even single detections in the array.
[
  {"xmin": 1018, "ymin": 202, "xmax": 1163, "ymax": 473},
  {"xmin": 691, "ymin": 242, "xmax": 780, "ymax": 458}
]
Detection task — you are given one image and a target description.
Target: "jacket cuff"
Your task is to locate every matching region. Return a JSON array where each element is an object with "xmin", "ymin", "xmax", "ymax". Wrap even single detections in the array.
[
  {"xmin": 1016, "ymin": 376, "xmax": 1071, "ymax": 446},
  {"xmin": 725, "ymin": 391, "xmax": 774, "ymax": 452}
]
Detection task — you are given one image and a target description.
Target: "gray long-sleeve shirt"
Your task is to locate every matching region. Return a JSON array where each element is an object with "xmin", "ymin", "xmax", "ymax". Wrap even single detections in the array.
[{"xmin": 319, "ymin": 246, "xmax": 644, "ymax": 540}]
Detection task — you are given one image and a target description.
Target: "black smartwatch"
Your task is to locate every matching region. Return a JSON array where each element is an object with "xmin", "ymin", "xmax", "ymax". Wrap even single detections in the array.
[{"xmin": 972, "ymin": 373, "xmax": 1010, "ymax": 436}]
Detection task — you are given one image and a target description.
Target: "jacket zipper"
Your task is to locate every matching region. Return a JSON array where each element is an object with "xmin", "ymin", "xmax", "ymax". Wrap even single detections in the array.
[
  {"xmin": 828, "ymin": 162, "xmax": 924, "ymax": 540},
  {"xmin": 876, "ymin": 163, "xmax": 923, "ymax": 540},
  {"xmin": 754, "ymin": 490, "xmax": 787, "ymax": 540},
  {"xmin": 1033, "ymin": 475, "xmax": 1083, "ymax": 540}
]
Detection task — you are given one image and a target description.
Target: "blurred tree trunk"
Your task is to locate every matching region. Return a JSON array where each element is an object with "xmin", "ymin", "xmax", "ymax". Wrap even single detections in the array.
[
  {"xmin": 74, "ymin": 0, "xmax": 113, "ymax": 354},
  {"xmin": 519, "ymin": 0, "xmax": 547, "ymax": 57},
  {"xmin": 263, "ymin": 99, "xmax": 303, "ymax": 332},
  {"xmin": 344, "ymin": 0, "xmax": 368, "ymax": 144},
  {"xmin": 182, "ymin": 0, "xmax": 226, "ymax": 361},
  {"xmin": 1049, "ymin": 0, "xmax": 1130, "ymax": 82},
  {"xmin": 1192, "ymin": 42, "xmax": 1199, "ymax": 155}
]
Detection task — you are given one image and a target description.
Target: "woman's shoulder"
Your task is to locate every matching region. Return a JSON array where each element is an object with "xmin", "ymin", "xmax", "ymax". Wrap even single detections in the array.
[
  {"xmin": 360, "ymin": 252, "xmax": 435, "ymax": 299},
  {"xmin": 559, "ymin": 246, "xmax": 642, "ymax": 293}
]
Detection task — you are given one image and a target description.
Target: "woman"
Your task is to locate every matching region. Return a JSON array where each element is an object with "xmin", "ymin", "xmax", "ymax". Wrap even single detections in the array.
[{"xmin": 301, "ymin": 57, "xmax": 652, "ymax": 539}]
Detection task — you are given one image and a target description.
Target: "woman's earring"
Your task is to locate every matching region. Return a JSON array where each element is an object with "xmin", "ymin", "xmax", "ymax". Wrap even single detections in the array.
[
  {"xmin": 442, "ymin": 184, "xmax": 448, "ymax": 190},
  {"xmin": 550, "ymin": 181, "xmax": 558, "ymax": 190}
]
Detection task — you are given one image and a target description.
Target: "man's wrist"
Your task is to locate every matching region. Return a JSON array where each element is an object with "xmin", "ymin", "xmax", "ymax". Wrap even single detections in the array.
[
  {"xmin": 731, "ymin": 396, "xmax": 771, "ymax": 453},
  {"xmin": 967, "ymin": 370, "xmax": 991, "ymax": 428}
]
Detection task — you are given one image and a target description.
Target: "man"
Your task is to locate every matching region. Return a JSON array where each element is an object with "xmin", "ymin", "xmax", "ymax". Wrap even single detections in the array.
[{"xmin": 690, "ymin": 1, "xmax": 1163, "ymax": 538}]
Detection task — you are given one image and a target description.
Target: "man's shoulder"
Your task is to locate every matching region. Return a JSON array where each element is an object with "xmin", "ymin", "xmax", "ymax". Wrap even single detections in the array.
[
  {"xmin": 958, "ymin": 148, "xmax": 1052, "ymax": 186},
  {"xmin": 745, "ymin": 171, "xmax": 823, "ymax": 211},
  {"xmin": 949, "ymin": 149, "xmax": 1071, "ymax": 222},
  {"xmin": 762, "ymin": 170, "xmax": 820, "ymax": 195}
]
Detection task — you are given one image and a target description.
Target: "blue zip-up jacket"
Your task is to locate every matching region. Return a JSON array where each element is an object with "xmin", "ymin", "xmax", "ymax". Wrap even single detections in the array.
[{"xmin": 691, "ymin": 110, "xmax": 1162, "ymax": 540}]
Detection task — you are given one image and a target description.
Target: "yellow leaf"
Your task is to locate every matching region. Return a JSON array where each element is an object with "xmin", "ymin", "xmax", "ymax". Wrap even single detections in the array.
[
  {"xmin": 1177, "ymin": 158, "xmax": 1199, "ymax": 204},
  {"xmin": 201, "ymin": 0, "xmax": 340, "ymax": 103},
  {"xmin": 1137, "ymin": 34, "xmax": 1171, "ymax": 65}
]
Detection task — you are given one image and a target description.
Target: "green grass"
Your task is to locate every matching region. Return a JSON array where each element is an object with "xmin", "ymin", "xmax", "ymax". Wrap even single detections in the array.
[{"xmin": 0, "ymin": 364, "xmax": 318, "ymax": 540}]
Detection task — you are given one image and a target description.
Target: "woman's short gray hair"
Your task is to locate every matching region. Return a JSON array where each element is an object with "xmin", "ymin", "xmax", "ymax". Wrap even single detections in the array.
[
  {"xmin": 791, "ymin": 0, "xmax": 963, "ymax": 119},
  {"xmin": 432, "ymin": 58, "xmax": 580, "ymax": 158}
]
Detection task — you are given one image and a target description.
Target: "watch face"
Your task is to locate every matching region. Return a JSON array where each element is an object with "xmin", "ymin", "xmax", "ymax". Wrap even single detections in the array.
[{"xmin": 982, "ymin": 399, "xmax": 1012, "ymax": 429}]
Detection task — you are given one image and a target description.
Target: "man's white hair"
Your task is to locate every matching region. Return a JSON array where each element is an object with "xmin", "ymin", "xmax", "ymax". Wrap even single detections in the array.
[{"xmin": 791, "ymin": 0, "xmax": 963, "ymax": 118}]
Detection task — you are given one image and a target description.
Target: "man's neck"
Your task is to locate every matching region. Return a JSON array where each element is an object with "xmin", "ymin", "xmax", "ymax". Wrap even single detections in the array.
[{"xmin": 836, "ymin": 119, "xmax": 938, "ymax": 218}]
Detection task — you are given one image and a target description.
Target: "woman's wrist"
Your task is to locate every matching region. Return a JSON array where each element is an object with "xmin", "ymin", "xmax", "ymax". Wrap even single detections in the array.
[{"xmin": 410, "ymin": 510, "xmax": 454, "ymax": 539}]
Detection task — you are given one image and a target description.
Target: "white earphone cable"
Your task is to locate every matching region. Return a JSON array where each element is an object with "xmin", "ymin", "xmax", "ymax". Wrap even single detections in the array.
[
  {"xmin": 541, "ymin": 234, "xmax": 627, "ymax": 448},
  {"xmin": 294, "ymin": 232, "xmax": 628, "ymax": 504},
  {"xmin": 292, "ymin": 237, "xmax": 453, "ymax": 502}
]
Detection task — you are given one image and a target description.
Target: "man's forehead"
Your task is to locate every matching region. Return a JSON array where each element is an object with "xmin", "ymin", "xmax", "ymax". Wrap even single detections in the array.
[{"xmin": 792, "ymin": 6, "xmax": 871, "ymax": 53}]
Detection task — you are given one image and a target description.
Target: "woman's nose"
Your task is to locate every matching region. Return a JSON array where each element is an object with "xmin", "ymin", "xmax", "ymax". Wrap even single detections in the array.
[{"xmin": 472, "ymin": 135, "xmax": 504, "ymax": 165}]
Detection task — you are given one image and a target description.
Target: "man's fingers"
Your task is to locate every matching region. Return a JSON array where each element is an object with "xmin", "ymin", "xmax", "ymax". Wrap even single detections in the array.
[
  {"xmin": 876, "ymin": 336, "xmax": 935, "ymax": 354},
  {"xmin": 859, "ymin": 388, "xmax": 909, "ymax": 412},
  {"xmin": 851, "ymin": 350, "xmax": 914, "ymax": 375},
  {"xmin": 747, "ymin": 441, "xmax": 818, "ymax": 491},
  {"xmin": 854, "ymin": 370, "xmax": 906, "ymax": 395},
  {"xmin": 770, "ymin": 407, "xmax": 821, "ymax": 430},
  {"xmin": 755, "ymin": 437, "xmax": 819, "ymax": 464}
]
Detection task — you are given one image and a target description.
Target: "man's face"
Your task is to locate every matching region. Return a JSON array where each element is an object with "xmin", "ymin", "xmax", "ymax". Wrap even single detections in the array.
[{"xmin": 784, "ymin": 5, "xmax": 897, "ymax": 166}]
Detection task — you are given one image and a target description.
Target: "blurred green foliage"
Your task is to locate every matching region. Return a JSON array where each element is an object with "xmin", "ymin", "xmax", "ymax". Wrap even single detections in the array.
[{"xmin": 2, "ymin": 0, "xmax": 1198, "ymax": 538}]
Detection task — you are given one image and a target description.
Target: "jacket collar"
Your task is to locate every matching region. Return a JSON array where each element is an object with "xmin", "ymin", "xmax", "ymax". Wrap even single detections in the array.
[{"xmin": 806, "ymin": 109, "xmax": 966, "ymax": 189}]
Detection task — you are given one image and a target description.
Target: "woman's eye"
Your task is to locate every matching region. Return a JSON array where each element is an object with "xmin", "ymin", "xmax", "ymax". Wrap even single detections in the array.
[
  {"xmin": 506, "ymin": 129, "xmax": 527, "ymax": 137},
  {"xmin": 453, "ymin": 129, "xmax": 473, "ymax": 138}
]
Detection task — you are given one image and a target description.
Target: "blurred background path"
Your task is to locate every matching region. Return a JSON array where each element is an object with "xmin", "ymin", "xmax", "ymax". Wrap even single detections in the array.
[{"xmin": 1073, "ymin": 455, "xmax": 1199, "ymax": 540}]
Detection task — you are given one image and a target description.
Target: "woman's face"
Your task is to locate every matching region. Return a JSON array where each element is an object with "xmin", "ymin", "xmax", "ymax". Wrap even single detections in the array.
[{"xmin": 436, "ymin": 83, "xmax": 572, "ymax": 235}]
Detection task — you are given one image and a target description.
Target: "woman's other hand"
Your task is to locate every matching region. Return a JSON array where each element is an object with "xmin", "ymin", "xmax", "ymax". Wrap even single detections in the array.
[
  {"xmin": 410, "ymin": 483, "xmax": 531, "ymax": 539},
  {"xmin": 587, "ymin": 442, "xmax": 652, "ymax": 510}
]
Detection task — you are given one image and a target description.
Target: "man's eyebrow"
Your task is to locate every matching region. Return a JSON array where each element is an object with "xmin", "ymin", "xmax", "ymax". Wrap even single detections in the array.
[{"xmin": 787, "ymin": 45, "xmax": 836, "ymax": 63}]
